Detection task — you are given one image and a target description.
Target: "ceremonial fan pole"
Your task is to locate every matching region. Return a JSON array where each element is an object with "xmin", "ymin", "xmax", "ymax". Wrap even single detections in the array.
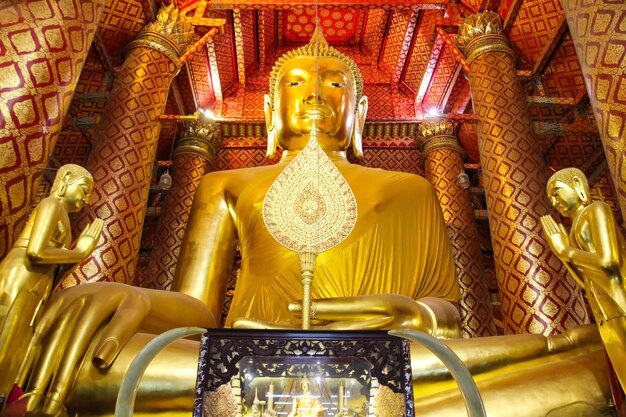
[{"xmin": 262, "ymin": 124, "xmax": 357, "ymax": 329}]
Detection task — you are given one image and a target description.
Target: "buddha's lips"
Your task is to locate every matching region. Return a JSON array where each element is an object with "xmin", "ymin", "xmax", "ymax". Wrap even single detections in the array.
[{"xmin": 297, "ymin": 108, "xmax": 332, "ymax": 119}]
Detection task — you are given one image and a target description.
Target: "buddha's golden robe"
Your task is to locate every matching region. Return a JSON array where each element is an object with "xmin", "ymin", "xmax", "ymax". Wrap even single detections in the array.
[{"xmin": 224, "ymin": 160, "xmax": 459, "ymax": 326}]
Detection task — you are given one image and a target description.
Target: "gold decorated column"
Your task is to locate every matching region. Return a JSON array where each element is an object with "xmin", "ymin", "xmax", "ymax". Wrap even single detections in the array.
[
  {"xmin": 145, "ymin": 120, "xmax": 222, "ymax": 290},
  {"xmin": 419, "ymin": 120, "xmax": 496, "ymax": 337},
  {"xmin": 457, "ymin": 12, "xmax": 588, "ymax": 335},
  {"xmin": 562, "ymin": 0, "xmax": 626, "ymax": 221},
  {"xmin": 0, "ymin": 0, "xmax": 104, "ymax": 259},
  {"xmin": 62, "ymin": 5, "xmax": 194, "ymax": 287}
]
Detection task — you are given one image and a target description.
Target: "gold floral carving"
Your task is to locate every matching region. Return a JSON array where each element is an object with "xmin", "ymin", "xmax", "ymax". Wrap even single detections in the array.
[
  {"xmin": 127, "ymin": 4, "xmax": 195, "ymax": 67},
  {"xmin": 418, "ymin": 121, "xmax": 464, "ymax": 158},
  {"xmin": 263, "ymin": 129, "xmax": 357, "ymax": 253},
  {"xmin": 457, "ymin": 11, "xmax": 512, "ymax": 64},
  {"xmin": 174, "ymin": 120, "xmax": 222, "ymax": 162}
]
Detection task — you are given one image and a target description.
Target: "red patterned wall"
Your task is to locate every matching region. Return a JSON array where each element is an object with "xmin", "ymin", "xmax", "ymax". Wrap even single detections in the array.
[
  {"xmin": 214, "ymin": 135, "xmax": 422, "ymax": 175},
  {"xmin": 541, "ymin": 33, "xmax": 585, "ymax": 99},
  {"xmin": 98, "ymin": 0, "xmax": 146, "ymax": 66},
  {"xmin": 456, "ymin": 122, "xmax": 480, "ymax": 162},
  {"xmin": 590, "ymin": 171, "xmax": 623, "ymax": 227},
  {"xmin": 508, "ymin": 0, "xmax": 563, "ymax": 69},
  {"xmin": 544, "ymin": 136, "xmax": 602, "ymax": 169},
  {"xmin": 364, "ymin": 85, "xmax": 394, "ymax": 118}
]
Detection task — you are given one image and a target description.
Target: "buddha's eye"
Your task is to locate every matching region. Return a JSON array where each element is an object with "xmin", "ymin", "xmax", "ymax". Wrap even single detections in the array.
[
  {"xmin": 330, "ymin": 82, "xmax": 343, "ymax": 87},
  {"xmin": 286, "ymin": 81, "xmax": 304, "ymax": 87}
]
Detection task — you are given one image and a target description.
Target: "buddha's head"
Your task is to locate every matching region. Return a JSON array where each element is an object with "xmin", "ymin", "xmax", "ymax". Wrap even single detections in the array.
[
  {"xmin": 546, "ymin": 167, "xmax": 590, "ymax": 217},
  {"xmin": 51, "ymin": 164, "xmax": 95, "ymax": 212},
  {"xmin": 265, "ymin": 28, "xmax": 368, "ymax": 158},
  {"xmin": 299, "ymin": 377, "xmax": 312, "ymax": 394}
]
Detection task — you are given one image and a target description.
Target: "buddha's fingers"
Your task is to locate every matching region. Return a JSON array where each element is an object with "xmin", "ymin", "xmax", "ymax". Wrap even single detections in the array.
[
  {"xmin": 90, "ymin": 218, "xmax": 105, "ymax": 238},
  {"xmin": 540, "ymin": 215, "xmax": 557, "ymax": 235},
  {"xmin": 40, "ymin": 302, "xmax": 106, "ymax": 415},
  {"xmin": 289, "ymin": 295, "xmax": 402, "ymax": 321},
  {"xmin": 25, "ymin": 299, "xmax": 83, "ymax": 413},
  {"xmin": 323, "ymin": 316, "xmax": 395, "ymax": 330},
  {"xmin": 92, "ymin": 290, "xmax": 151, "ymax": 369},
  {"xmin": 231, "ymin": 318, "xmax": 298, "ymax": 329}
]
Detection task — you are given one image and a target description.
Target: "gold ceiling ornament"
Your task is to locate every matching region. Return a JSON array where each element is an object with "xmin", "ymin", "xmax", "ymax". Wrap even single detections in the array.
[
  {"xmin": 129, "ymin": 4, "xmax": 195, "ymax": 67},
  {"xmin": 456, "ymin": 11, "xmax": 511, "ymax": 64},
  {"xmin": 263, "ymin": 123, "xmax": 358, "ymax": 329}
]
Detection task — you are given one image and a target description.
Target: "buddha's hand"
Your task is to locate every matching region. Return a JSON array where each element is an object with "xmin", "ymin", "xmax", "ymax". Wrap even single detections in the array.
[
  {"xmin": 234, "ymin": 295, "xmax": 461, "ymax": 339},
  {"xmin": 24, "ymin": 282, "xmax": 151, "ymax": 415},
  {"xmin": 540, "ymin": 215, "xmax": 570, "ymax": 260},
  {"xmin": 74, "ymin": 218, "xmax": 105, "ymax": 257}
]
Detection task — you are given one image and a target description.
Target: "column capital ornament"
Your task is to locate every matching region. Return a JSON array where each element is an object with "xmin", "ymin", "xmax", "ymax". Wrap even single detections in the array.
[
  {"xmin": 418, "ymin": 120, "xmax": 465, "ymax": 157},
  {"xmin": 128, "ymin": 4, "xmax": 195, "ymax": 67},
  {"xmin": 174, "ymin": 120, "xmax": 222, "ymax": 162},
  {"xmin": 457, "ymin": 11, "xmax": 512, "ymax": 64}
]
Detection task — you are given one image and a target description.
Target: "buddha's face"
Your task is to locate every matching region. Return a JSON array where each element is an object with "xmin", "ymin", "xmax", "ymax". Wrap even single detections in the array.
[
  {"xmin": 271, "ymin": 56, "xmax": 359, "ymax": 152},
  {"xmin": 62, "ymin": 176, "xmax": 94, "ymax": 212},
  {"xmin": 547, "ymin": 180, "xmax": 581, "ymax": 217},
  {"xmin": 300, "ymin": 379, "xmax": 311, "ymax": 393}
]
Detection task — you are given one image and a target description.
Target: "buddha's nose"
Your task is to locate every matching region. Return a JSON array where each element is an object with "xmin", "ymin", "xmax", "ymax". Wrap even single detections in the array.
[{"xmin": 304, "ymin": 92, "xmax": 323, "ymax": 105}]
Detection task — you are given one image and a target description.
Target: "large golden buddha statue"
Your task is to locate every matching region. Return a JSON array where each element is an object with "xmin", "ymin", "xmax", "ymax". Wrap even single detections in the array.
[
  {"xmin": 11, "ymin": 33, "xmax": 614, "ymax": 417},
  {"xmin": 174, "ymin": 31, "xmax": 460, "ymax": 331},
  {"xmin": 18, "ymin": 32, "xmax": 460, "ymax": 415}
]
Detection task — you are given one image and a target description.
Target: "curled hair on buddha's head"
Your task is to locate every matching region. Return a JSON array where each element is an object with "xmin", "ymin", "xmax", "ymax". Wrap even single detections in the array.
[
  {"xmin": 548, "ymin": 168, "xmax": 590, "ymax": 194},
  {"xmin": 267, "ymin": 27, "xmax": 364, "ymax": 107},
  {"xmin": 51, "ymin": 164, "xmax": 93, "ymax": 196}
]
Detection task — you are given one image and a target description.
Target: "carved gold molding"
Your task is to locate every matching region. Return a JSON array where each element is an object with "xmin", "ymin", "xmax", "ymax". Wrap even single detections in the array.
[
  {"xmin": 127, "ymin": 4, "xmax": 195, "ymax": 67},
  {"xmin": 174, "ymin": 120, "xmax": 222, "ymax": 161},
  {"xmin": 457, "ymin": 11, "xmax": 512, "ymax": 64},
  {"xmin": 418, "ymin": 121, "xmax": 464, "ymax": 157}
]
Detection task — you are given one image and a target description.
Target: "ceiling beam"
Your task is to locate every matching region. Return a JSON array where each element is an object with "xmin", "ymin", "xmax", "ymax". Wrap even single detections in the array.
[
  {"xmin": 92, "ymin": 31, "xmax": 113, "ymax": 73},
  {"xmin": 393, "ymin": 10, "xmax": 419, "ymax": 84},
  {"xmin": 233, "ymin": 9, "xmax": 246, "ymax": 85},
  {"xmin": 414, "ymin": 33, "xmax": 446, "ymax": 115},
  {"xmin": 180, "ymin": 0, "xmax": 446, "ymax": 10},
  {"xmin": 502, "ymin": 0, "xmax": 524, "ymax": 33},
  {"xmin": 439, "ymin": 62, "xmax": 462, "ymax": 111}
]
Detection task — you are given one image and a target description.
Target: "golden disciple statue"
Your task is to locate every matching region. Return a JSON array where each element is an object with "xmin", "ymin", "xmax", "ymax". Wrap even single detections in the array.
[
  {"xmin": 288, "ymin": 378, "xmax": 324, "ymax": 417},
  {"xmin": 0, "ymin": 164, "xmax": 103, "ymax": 402},
  {"xmin": 17, "ymin": 32, "xmax": 460, "ymax": 415},
  {"xmin": 540, "ymin": 167, "xmax": 626, "ymax": 391}
]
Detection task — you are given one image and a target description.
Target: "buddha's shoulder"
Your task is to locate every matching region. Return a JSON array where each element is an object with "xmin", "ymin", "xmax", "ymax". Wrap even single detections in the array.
[
  {"xmin": 199, "ymin": 164, "xmax": 284, "ymax": 186},
  {"xmin": 344, "ymin": 164, "xmax": 433, "ymax": 189}
]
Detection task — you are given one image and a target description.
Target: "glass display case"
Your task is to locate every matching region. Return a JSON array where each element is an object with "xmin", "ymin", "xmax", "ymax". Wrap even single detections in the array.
[{"xmin": 194, "ymin": 330, "xmax": 414, "ymax": 417}]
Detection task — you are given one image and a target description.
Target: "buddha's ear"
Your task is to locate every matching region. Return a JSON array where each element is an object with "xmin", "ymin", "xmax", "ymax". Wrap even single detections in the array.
[
  {"xmin": 351, "ymin": 95, "xmax": 368, "ymax": 160},
  {"xmin": 57, "ymin": 171, "xmax": 72, "ymax": 197},
  {"xmin": 264, "ymin": 94, "xmax": 277, "ymax": 159},
  {"xmin": 573, "ymin": 176, "xmax": 588, "ymax": 203}
]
